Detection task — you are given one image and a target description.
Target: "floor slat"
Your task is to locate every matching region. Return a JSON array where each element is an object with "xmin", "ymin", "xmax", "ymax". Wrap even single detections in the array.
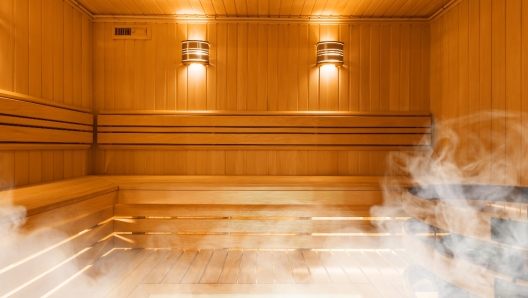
[
  {"xmin": 162, "ymin": 249, "xmax": 198, "ymax": 284},
  {"xmin": 200, "ymin": 249, "xmax": 228, "ymax": 284},
  {"xmin": 108, "ymin": 249, "xmax": 169, "ymax": 298},
  {"xmin": 256, "ymin": 250, "xmax": 274, "ymax": 284},
  {"xmin": 317, "ymin": 251, "xmax": 351, "ymax": 284},
  {"xmin": 287, "ymin": 250, "xmax": 312, "ymax": 284},
  {"xmin": 272, "ymin": 250, "xmax": 294, "ymax": 284},
  {"xmin": 301, "ymin": 250, "xmax": 331, "ymax": 284},
  {"xmin": 217, "ymin": 249, "xmax": 243, "ymax": 284},
  {"xmin": 238, "ymin": 249, "xmax": 257, "ymax": 284},
  {"xmin": 181, "ymin": 249, "xmax": 214, "ymax": 284},
  {"xmin": 142, "ymin": 249, "xmax": 183, "ymax": 284}
]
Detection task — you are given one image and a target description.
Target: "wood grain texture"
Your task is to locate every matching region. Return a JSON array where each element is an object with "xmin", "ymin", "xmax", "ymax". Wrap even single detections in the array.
[
  {"xmin": 114, "ymin": 234, "xmax": 402, "ymax": 249},
  {"xmin": 99, "ymin": 133, "xmax": 429, "ymax": 146},
  {"xmin": 0, "ymin": 176, "xmax": 117, "ymax": 222},
  {"xmin": 430, "ymin": 0, "xmax": 528, "ymax": 186},
  {"xmin": 75, "ymin": 0, "xmax": 451, "ymax": 18},
  {"xmin": 114, "ymin": 218, "xmax": 403, "ymax": 234},
  {"xmin": 93, "ymin": 22, "xmax": 430, "ymax": 176},
  {"xmin": 117, "ymin": 190, "xmax": 396, "ymax": 205},
  {"xmin": 114, "ymin": 204, "xmax": 407, "ymax": 218},
  {"xmin": 0, "ymin": 0, "xmax": 93, "ymax": 189}
]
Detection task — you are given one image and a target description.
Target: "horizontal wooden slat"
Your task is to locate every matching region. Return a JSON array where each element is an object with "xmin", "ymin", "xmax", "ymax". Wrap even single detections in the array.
[
  {"xmin": 113, "ymin": 234, "xmax": 402, "ymax": 249},
  {"xmin": 105, "ymin": 175, "xmax": 414, "ymax": 190},
  {"xmin": 98, "ymin": 114, "xmax": 431, "ymax": 128},
  {"xmin": 97, "ymin": 126, "xmax": 431, "ymax": 134},
  {"xmin": 118, "ymin": 190, "xmax": 400, "ymax": 205},
  {"xmin": 0, "ymin": 96, "xmax": 92, "ymax": 125},
  {"xmin": 2, "ymin": 191, "xmax": 116, "ymax": 239},
  {"xmin": 0, "ymin": 221, "xmax": 113, "ymax": 297},
  {"xmin": 98, "ymin": 145, "xmax": 431, "ymax": 151},
  {"xmin": 114, "ymin": 204, "xmax": 408, "ymax": 218},
  {"xmin": 11, "ymin": 237, "xmax": 113, "ymax": 298},
  {"xmin": 0, "ymin": 125, "xmax": 92, "ymax": 144},
  {"xmin": 98, "ymin": 133, "xmax": 430, "ymax": 146},
  {"xmin": 402, "ymin": 221, "xmax": 510, "ymax": 298},
  {"xmin": 0, "ymin": 176, "xmax": 118, "ymax": 222},
  {"xmin": 0, "ymin": 89, "xmax": 91, "ymax": 113},
  {"xmin": 0, "ymin": 115, "xmax": 92, "ymax": 131},
  {"xmin": 78, "ymin": 0, "xmax": 450, "ymax": 18},
  {"xmin": 114, "ymin": 218, "xmax": 404, "ymax": 233},
  {"xmin": 99, "ymin": 110, "xmax": 432, "ymax": 116},
  {"xmin": 131, "ymin": 284, "xmax": 381, "ymax": 297},
  {"xmin": 0, "ymin": 144, "xmax": 91, "ymax": 150},
  {"xmin": 0, "ymin": 206, "xmax": 113, "ymax": 270}
]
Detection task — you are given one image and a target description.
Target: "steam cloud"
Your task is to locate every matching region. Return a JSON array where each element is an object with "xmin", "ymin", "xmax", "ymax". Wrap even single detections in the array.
[{"xmin": 373, "ymin": 111, "xmax": 528, "ymax": 297}]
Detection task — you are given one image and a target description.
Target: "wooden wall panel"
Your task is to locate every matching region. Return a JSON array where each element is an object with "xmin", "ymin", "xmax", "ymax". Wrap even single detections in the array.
[
  {"xmin": 430, "ymin": 0, "xmax": 528, "ymax": 186},
  {"xmin": 93, "ymin": 21, "xmax": 430, "ymax": 176},
  {"xmin": 0, "ymin": 150, "xmax": 90, "ymax": 189},
  {"xmin": 0, "ymin": 0, "xmax": 93, "ymax": 189}
]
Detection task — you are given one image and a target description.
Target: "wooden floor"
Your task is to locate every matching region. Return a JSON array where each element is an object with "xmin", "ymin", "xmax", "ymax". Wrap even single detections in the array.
[{"xmin": 46, "ymin": 248, "xmax": 412, "ymax": 298}]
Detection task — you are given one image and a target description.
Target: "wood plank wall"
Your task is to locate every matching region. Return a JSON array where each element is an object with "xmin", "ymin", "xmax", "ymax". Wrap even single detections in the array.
[
  {"xmin": 93, "ymin": 21, "xmax": 431, "ymax": 176},
  {"xmin": 0, "ymin": 0, "xmax": 93, "ymax": 189},
  {"xmin": 430, "ymin": 0, "xmax": 528, "ymax": 186}
]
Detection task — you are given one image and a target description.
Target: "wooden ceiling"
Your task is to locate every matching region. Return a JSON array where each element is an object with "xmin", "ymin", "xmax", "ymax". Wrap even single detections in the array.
[{"xmin": 76, "ymin": 0, "xmax": 452, "ymax": 18}]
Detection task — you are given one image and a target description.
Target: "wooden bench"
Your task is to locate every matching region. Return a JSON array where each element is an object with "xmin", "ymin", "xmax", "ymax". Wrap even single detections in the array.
[
  {"xmin": 0, "ymin": 175, "xmax": 412, "ymax": 296},
  {"xmin": 0, "ymin": 176, "xmax": 117, "ymax": 297},
  {"xmin": 108, "ymin": 175, "xmax": 413, "ymax": 250},
  {"xmin": 0, "ymin": 89, "xmax": 93, "ymax": 150},
  {"xmin": 97, "ymin": 110, "xmax": 432, "ymax": 151}
]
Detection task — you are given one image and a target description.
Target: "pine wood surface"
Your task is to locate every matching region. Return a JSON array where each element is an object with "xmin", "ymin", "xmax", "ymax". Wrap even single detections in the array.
[
  {"xmin": 0, "ymin": 0, "xmax": 93, "ymax": 190},
  {"xmin": 93, "ymin": 21, "xmax": 431, "ymax": 176},
  {"xmin": 114, "ymin": 234, "xmax": 402, "ymax": 250},
  {"xmin": 11, "ymin": 237, "xmax": 113, "ymax": 298},
  {"xmin": 99, "ymin": 133, "xmax": 429, "ymax": 146},
  {"xmin": 64, "ymin": 248, "xmax": 410, "ymax": 297},
  {"xmin": 117, "ymin": 189, "xmax": 397, "ymax": 205},
  {"xmin": 431, "ymin": 0, "xmax": 528, "ymax": 186},
  {"xmin": 0, "ymin": 115, "xmax": 92, "ymax": 132},
  {"xmin": 102, "ymin": 175, "xmax": 414, "ymax": 190},
  {"xmin": 114, "ymin": 218, "xmax": 403, "ymax": 234},
  {"xmin": 0, "ymin": 1, "xmax": 92, "ymax": 108},
  {"xmin": 1, "ymin": 125, "xmax": 92, "ymax": 144},
  {"xmin": 114, "ymin": 204, "xmax": 406, "ymax": 218},
  {"xmin": 76, "ymin": 0, "xmax": 451, "ymax": 18},
  {"xmin": 0, "ymin": 221, "xmax": 112, "ymax": 297},
  {"xmin": 0, "ymin": 176, "xmax": 117, "ymax": 222}
]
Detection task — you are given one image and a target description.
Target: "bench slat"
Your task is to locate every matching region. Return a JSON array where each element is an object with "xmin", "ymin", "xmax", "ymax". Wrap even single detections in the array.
[
  {"xmin": 98, "ymin": 114, "xmax": 431, "ymax": 127},
  {"xmin": 98, "ymin": 133, "xmax": 430, "ymax": 146}
]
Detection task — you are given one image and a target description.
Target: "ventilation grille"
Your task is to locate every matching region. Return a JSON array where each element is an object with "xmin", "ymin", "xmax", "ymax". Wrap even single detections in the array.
[
  {"xmin": 113, "ymin": 25, "xmax": 151, "ymax": 40},
  {"xmin": 115, "ymin": 28, "xmax": 132, "ymax": 36}
]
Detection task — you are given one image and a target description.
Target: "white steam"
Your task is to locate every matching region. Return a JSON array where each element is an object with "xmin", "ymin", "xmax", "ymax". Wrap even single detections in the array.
[
  {"xmin": 373, "ymin": 111, "xmax": 528, "ymax": 297},
  {"xmin": 0, "ymin": 188, "xmax": 99, "ymax": 297}
]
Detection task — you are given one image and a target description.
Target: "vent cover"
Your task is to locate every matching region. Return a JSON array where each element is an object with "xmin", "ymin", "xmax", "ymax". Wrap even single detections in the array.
[
  {"xmin": 115, "ymin": 28, "xmax": 131, "ymax": 36},
  {"xmin": 113, "ymin": 25, "xmax": 151, "ymax": 39}
]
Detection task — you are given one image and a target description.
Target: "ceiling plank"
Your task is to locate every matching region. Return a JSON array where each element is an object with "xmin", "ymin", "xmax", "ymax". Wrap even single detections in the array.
[{"xmin": 77, "ymin": 0, "xmax": 452, "ymax": 18}]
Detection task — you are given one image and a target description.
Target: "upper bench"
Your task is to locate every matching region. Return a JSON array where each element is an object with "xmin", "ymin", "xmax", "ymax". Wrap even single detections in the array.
[
  {"xmin": 0, "ymin": 89, "xmax": 93, "ymax": 150},
  {"xmin": 97, "ymin": 110, "xmax": 432, "ymax": 151}
]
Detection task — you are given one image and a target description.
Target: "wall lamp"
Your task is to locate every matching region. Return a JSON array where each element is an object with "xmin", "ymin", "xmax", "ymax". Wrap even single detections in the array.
[
  {"xmin": 316, "ymin": 41, "xmax": 344, "ymax": 66},
  {"xmin": 182, "ymin": 40, "xmax": 210, "ymax": 65}
]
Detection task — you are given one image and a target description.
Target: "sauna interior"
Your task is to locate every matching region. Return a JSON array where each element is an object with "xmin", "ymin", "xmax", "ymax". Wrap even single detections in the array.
[{"xmin": 1, "ymin": 0, "xmax": 528, "ymax": 297}]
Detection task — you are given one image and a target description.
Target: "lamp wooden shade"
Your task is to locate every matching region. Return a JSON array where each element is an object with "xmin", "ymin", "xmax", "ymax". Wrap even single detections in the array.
[
  {"xmin": 182, "ymin": 40, "xmax": 210, "ymax": 65},
  {"xmin": 316, "ymin": 41, "xmax": 344, "ymax": 66}
]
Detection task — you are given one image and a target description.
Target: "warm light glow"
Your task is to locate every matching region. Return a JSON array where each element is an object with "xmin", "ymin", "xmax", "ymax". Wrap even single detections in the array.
[
  {"xmin": 320, "ymin": 64, "xmax": 337, "ymax": 77},
  {"xmin": 175, "ymin": 9, "xmax": 196, "ymax": 16},
  {"xmin": 188, "ymin": 63, "xmax": 206, "ymax": 73}
]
